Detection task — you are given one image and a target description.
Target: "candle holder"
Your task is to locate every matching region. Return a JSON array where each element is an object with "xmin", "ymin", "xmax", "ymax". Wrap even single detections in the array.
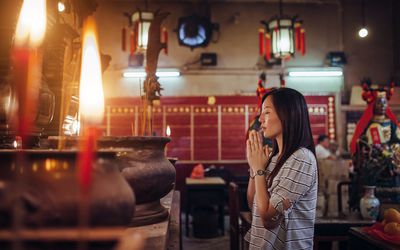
[
  {"xmin": 0, "ymin": 150, "xmax": 135, "ymax": 228},
  {"xmin": 44, "ymin": 136, "xmax": 175, "ymax": 226}
]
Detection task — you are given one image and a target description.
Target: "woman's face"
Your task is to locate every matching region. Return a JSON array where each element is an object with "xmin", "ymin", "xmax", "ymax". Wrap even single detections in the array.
[{"xmin": 259, "ymin": 96, "xmax": 282, "ymax": 139}]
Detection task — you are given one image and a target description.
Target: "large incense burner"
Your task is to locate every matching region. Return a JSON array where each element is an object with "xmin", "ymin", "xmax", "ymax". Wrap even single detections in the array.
[
  {"xmin": 0, "ymin": 150, "xmax": 135, "ymax": 228},
  {"xmin": 98, "ymin": 136, "xmax": 176, "ymax": 226}
]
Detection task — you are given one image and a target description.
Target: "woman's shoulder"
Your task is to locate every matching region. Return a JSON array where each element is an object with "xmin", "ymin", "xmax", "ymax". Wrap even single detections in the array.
[
  {"xmin": 276, "ymin": 148, "xmax": 318, "ymax": 186},
  {"xmin": 287, "ymin": 147, "xmax": 317, "ymax": 167}
]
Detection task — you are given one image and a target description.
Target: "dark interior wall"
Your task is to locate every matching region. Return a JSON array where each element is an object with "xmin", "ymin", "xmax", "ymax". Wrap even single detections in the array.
[
  {"xmin": 95, "ymin": 0, "xmax": 397, "ymax": 97},
  {"xmin": 342, "ymin": 0, "xmax": 395, "ymax": 89},
  {"xmin": 393, "ymin": 0, "xmax": 400, "ymax": 80}
]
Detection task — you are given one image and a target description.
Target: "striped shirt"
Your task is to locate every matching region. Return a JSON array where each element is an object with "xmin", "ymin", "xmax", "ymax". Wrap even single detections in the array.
[{"xmin": 245, "ymin": 148, "xmax": 318, "ymax": 250}]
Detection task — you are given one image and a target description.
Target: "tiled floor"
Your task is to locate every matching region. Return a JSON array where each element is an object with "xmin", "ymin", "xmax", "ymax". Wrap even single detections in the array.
[{"xmin": 182, "ymin": 215, "xmax": 230, "ymax": 250}]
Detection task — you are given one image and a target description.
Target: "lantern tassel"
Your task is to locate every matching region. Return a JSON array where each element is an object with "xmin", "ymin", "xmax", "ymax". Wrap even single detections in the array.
[
  {"xmin": 300, "ymin": 29, "xmax": 306, "ymax": 55},
  {"xmin": 162, "ymin": 27, "xmax": 168, "ymax": 55},
  {"xmin": 122, "ymin": 27, "xmax": 126, "ymax": 51},
  {"xmin": 258, "ymin": 28, "xmax": 264, "ymax": 56},
  {"xmin": 295, "ymin": 23, "xmax": 301, "ymax": 51},
  {"xmin": 130, "ymin": 29, "xmax": 135, "ymax": 55},
  {"xmin": 265, "ymin": 33, "xmax": 271, "ymax": 61}
]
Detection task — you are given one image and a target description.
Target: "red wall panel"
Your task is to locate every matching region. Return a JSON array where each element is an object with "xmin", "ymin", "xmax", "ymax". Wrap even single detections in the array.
[{"xmin": 105, "ymin": 95, "xmax": 336, "ymax": 162}]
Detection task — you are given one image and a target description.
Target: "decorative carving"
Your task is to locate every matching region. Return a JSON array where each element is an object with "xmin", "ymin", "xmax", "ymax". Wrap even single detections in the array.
[
  {"xmin": 141, "ymin": 10, "xmax": 169, "ymax": 135},
  {"xmin": 144, "ymin": 10, "xmax": 169, "ymax": 103}
]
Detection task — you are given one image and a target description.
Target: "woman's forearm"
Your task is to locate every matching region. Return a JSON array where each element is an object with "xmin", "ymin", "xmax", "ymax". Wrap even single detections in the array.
[
  {"xmin": 254, "ymin": 175, "xmax": 270, "ymax": 218},
  {"xmin": 253, "ymin": 176, "xmax": 285, "ymax": 229}
]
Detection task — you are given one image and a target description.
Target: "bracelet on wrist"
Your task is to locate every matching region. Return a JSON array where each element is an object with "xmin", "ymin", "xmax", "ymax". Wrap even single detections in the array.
[
  {"xmin": 249, "ymin": 168, "xmax": 267, "ymax": 179},
  {"xmin": 255, "ymin": 169, "xmax": 267, "ymax": 177}
]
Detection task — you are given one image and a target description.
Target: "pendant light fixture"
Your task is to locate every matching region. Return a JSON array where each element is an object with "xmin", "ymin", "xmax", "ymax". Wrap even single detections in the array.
[{"xmin": 358, "ymin": 0, "xmax": 368, "ymax": 38}]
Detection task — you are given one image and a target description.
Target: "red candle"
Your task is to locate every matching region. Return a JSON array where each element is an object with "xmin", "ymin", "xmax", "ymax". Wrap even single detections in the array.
[
  {"xmin": 79, "ymin": 127, "xmax": 98, "ymax": 192},
  {"xmin": 78, "ymin": 16, "xmax": 105, "ymax": 191},
  {"xmin": 13, "ymin": 0, "xmax": 47, "ymax": 142}
]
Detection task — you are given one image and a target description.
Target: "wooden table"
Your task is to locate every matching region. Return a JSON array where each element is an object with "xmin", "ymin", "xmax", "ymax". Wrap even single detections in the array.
[
  {"xmin": 349, "ymin": 227, "xmax": 400, "ymax": 250},
  {"xmin": 185, "ymin": 177, "xmax": 226, "ymax": 237},
  {"xmin": 314, "ymin": 217, "xmax": 375, "ymax": 249}
]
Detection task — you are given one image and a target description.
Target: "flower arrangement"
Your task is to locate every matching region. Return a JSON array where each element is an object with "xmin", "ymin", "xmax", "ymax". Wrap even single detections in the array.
[{"xmin": 356, "ymin": 136, "xmax": 398, "ymax": 187}]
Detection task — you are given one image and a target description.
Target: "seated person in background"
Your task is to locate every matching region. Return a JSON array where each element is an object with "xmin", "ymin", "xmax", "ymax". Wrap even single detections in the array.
[
  {"xmin": 329, "ymin": 141, "xmax": 341, "ymax": 159},
  {"xmin": 315, "ymin": 135, "xmax": 334, "ymax": 160}
]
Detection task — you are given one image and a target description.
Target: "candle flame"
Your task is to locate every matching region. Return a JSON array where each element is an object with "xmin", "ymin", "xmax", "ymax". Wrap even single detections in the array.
[
  {"xmin": 79, "ymin": 16, "xmax": 104, "ymax": 125},
  {"xmin": 166, "ymin": 125, "xmax": 171, "ymax": 136},
  {"xmin": 15, "ymin": 0, "xmax": 47, "ymax": 47}
]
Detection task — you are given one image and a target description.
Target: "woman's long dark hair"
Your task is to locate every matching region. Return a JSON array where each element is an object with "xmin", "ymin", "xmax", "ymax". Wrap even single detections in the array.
[{"xmin": 262, "ymin": 88, "xmax": 316, "ymax": 188}]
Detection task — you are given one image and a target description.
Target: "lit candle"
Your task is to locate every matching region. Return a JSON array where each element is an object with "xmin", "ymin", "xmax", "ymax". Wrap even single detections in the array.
[
  {"xmin": 13, "ymin": 0, "xmax": 46, "ymax": 142},
  {"xmin": 78, "ymin": 16, "xmax": 104, "ymax": 192},
  {"xmin": 166, "ymin": 125, "xmax": 171, "ymax": 137},
  {"xmin": 165, "ymin": 125, "xmax": 171, "ymax": 156}
]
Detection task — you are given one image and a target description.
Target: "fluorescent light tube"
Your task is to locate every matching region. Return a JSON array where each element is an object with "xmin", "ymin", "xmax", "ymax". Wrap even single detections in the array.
[
  {"xmin": 123, "ymin": 72, "xmax": 146, "ymax": 78},
  {"xmin": 156, "ymin": 71, "xmax": 180, "ymax": 77},
  {"xmin": 123, "ymin": 70, "xmax": 180, "ymax": 78},
  {"xmin": 288, "ymin": 71, "xmax": 343, "ymax": 77}
]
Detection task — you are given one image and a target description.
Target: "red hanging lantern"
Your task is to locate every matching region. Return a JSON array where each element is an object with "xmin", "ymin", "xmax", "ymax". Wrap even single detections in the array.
[{"xmin": 260, "ymin": 0, "xmax": 305, "ymax": 60}]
